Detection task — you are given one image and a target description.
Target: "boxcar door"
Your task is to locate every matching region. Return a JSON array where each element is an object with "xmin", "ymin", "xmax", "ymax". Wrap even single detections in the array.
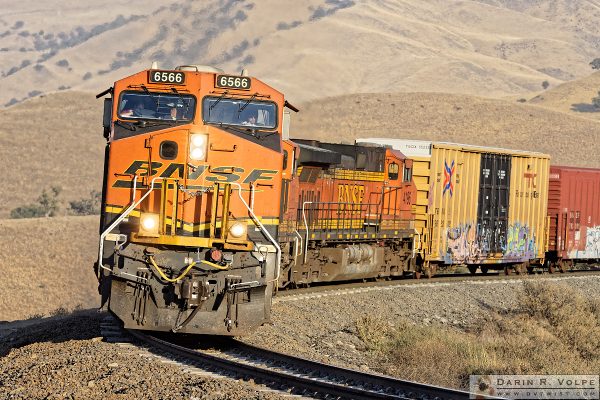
[{"xmin": 477, "ymin": 153, "xmax": 511, "ymax": 255}]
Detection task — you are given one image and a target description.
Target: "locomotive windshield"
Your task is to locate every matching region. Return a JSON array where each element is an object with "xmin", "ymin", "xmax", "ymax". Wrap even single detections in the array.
[
  {"xmin": 118, "ymin": 91, "xmax": 195, "ymax": 121},
  {"xmin": 202, "ymin": 96, "xmax": 277, "ymax": 129}
]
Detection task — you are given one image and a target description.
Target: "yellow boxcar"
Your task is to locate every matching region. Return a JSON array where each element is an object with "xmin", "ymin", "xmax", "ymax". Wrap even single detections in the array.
[{"xmin": 357, "ymin": 139, "xmax": 550, "ymax": 275}]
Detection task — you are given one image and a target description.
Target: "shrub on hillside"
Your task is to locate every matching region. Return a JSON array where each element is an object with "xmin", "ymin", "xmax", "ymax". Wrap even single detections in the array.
[
  {"xmin": 10, "ymin": 186, "xmax": 62, "ymax": 219},
  {"xmin": 356, "ymin": 281, "xmax": 600, "ymax": 389},
  {"xmin": 593, "ymin": 91, "xmax": 600, "ymax": 108},
  {"xmin": 68, "ymin": 190, "xmax": 101, "ymax": 215}
]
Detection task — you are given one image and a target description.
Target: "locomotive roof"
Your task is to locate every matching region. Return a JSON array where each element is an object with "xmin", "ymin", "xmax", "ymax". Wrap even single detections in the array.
[
  {"xmin": 295, "ymin": 142, "xmax": 343, "ymax": 166},
  {"xmin": 291, "ymin": 139, "xmax": 392, "ymax": 172}
]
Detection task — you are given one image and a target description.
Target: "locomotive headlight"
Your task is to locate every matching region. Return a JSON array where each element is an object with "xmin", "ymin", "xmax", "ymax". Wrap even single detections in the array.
[
  {"xmin": 139, "ymin": 213, "xmax": 159, "ymax": 237},
  {"xmin": 189, "ymin": 133, "xmax": 208, "ymax": 161},
  {"xmin": 228, "ymin": 221, "xmax": 247, "ymax": 239}
]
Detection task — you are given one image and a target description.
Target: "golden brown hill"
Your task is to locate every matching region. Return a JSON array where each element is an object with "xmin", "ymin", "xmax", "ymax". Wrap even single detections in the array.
[
  {"xmin": 2, "ymin": 89, "xmax": 599, "ymax": 219},
  {"xmin": 0, "ymin": 216, "xmax": 99, "ymax": 321},
  {"xmin": 3, "ymin": 0, "xmax": 600, "ymax": 107},
  {"xmin": 527, "ymin": 70, "xmax": 600, "ymax": 121},
  {"xmin": 291, "ymin": 92, "xmax": 600, "ymax": 168},
  {"xmin": 0, "ymin": 91, "xmax": 104, "ymax": 218}
]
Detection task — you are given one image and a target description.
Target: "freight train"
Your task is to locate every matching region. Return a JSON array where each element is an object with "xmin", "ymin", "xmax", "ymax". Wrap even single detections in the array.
[{"xmin": 95, "ymin": 64, "xmax": 600, "ymax": 335}]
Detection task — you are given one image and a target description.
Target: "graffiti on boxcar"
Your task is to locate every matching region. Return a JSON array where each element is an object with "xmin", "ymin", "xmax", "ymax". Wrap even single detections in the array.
[
  {"xmin": 445, "ymin": 223, "xmax": 485, "ymax": 263},
  {"xmin": 568, "ymin": 226, "xmax": 600, "ymax": 259},
  {"xmin": 504, "ymin": 223, "xmax": 537, "ymax": 259},
  {"xmin": 445, "ymin": 222, "xmax": 538, "ymax": 263}
]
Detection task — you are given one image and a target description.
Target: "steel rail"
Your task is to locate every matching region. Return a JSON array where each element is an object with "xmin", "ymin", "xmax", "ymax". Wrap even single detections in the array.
[
  {"xmin": 274, "ymin": 269, "xmax": 600, "ymax": 301},
  {"xmin": 127, "ymin": 329, "xmax": 476, "ymax": 399},
  {"xmin": 228, "ymin": 339, "xmax": 473, "ymax": 400}
]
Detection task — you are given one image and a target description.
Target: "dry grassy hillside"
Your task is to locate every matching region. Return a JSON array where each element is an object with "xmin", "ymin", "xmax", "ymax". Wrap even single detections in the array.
[
  {"xmin": 527, "ymin": 70, "xmax": 600, "ymax": 121},
  {"xmin": 2, "ymin": 0, "xmax": 600, "ymax": 107},
  {"xmin": 0, "ymin": 91, "xmax": 104, "ymax": 218},
  {"xmin": 292, "ymin": 92, "xmax": 600, "ymax": 168},
  {"xmin": 1, "ymin": 89, "xmax": 599, "ymax": 220},
  {"xmin": 0, "ymin": 216, "xmax": 99, "ymax": 321}
]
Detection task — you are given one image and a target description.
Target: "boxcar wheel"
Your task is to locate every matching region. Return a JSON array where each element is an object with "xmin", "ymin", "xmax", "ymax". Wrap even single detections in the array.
[
  {"xmin": 558, "ymin": 260, "xmax": 569, "ymax": 273},
  {"xmin": 526, "ymin": 265, "xmax": 534, "ymax": 274},
  {"xmin": 515, "ymin": 262, "xmax": 529, "ymax": 275},
  {"xmin": 468, "ymin": 265, "xmax": 478, "ymax": 275},
  {"xmin": 481, "ymin": 266, "xmax": 489, "ymax": 275}
]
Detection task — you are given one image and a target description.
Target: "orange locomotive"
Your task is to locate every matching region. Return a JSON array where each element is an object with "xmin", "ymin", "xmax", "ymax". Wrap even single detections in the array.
[
  {"xmin": 96, "ymin": 65, "xmax": 288, "ymax": 335},
  {"xmin": 95, "ymin": 64, "xmax": 417, "ymax": 335},
  {"xmin": 279, "ymin": 140, "xmax": 418, "ymax": 286}
]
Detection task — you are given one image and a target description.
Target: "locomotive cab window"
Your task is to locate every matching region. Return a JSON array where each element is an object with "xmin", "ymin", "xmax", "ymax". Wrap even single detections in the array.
[
  {"xmin": 403, "ymin": 166, "xmax": 412, "ymax": 182},
  {"xmin": 388, "ymin": 162, "xmax": 399, "ymax": 180},
  {"xmin": 202, "ymin": 96, "xmax": 277, "ymax": 129},
  {"xmin": 118, "ymin": 91, "xmax": 195, "ymax": 121}
]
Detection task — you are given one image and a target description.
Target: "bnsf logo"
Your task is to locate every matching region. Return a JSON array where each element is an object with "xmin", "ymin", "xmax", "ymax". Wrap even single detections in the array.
[
  {"xmin": 338, "ymin": 184, "xmax": 365, "ymax": 212},
  {"xmin": 114, "ymin": 160, "xmax": 278, "ymax": 186}
]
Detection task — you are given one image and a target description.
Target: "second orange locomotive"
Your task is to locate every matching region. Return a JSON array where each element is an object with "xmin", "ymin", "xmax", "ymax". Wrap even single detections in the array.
[{"xmin": 279, "ymin": 140, "xmax": 417, "ymax": 287}]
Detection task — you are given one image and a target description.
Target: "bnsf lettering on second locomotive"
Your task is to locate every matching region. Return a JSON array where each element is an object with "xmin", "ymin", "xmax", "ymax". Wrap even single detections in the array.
[{"xmin": 338, "ymin": 184, "xmax": 365, "ymax": 212}]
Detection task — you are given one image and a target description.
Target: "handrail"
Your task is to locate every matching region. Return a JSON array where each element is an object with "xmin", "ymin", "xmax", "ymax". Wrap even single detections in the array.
[
  {"xmin": 98, "ymin": 178, "xmax": 280, "ymax": 287},
  {"xmin": 229, "ymin": 182, "xmax": 281, "ymax": 285},
  {"xmin": 293, "ymin": 230, "xmax": 303, "ymax": 259},
  {"xmin": 97, "ymin": 176, "xmax": 163, "ymax": 280},
  {"xmin": 413, "ymin": 228, "xmax": 421, "ymax": 259},
  {"xmin": 301, "ymin": 201, "xmax": 313, "ymax": 264}
]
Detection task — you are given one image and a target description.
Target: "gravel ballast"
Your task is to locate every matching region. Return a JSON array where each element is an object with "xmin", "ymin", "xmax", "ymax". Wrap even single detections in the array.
[
  {"xmin": 244, "ymin": 275, "xmax": 600, "ymax": 371},
  {"xmin": 1, "ymin": 275, "xmax": 599, "ymax": 398},
  {"xmin": 0, "ymin": 311, "xmax": 285, "ymax": 400}
]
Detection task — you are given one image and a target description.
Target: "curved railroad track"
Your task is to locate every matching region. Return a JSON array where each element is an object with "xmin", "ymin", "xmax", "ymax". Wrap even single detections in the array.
[
  {"xmin": 274, "ymin": 268, "xmax": 600, "ymax": 303},
  {"xmin": 122, "ymin": 328, "xmax": 474, "ymax": 400},
  {"xmin": 99, "ymin": 270, "xmax": 599, "ymax": 399}
]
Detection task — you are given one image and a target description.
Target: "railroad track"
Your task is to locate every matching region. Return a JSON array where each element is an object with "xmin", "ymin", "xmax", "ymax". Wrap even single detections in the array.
[
  {"xmin": 274, "ymin": 269, "xmax": 600, "ymax": 303},
  {"xmin": 122, "ymin": 327, "xmax": 473, "ymax": 400},
  {"xmin": 100, "ymin": 272, "xmax": 599, "ymax": 399}
]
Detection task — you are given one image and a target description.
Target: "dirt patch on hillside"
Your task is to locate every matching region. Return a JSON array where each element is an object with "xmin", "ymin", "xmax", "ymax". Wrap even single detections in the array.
[{"xmin": 0, "ymin": 215, "xmax": 99, "ymax": 321}]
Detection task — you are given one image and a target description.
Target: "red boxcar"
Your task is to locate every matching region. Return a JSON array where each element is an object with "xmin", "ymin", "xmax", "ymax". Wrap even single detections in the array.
[{"xmin": 547, "ymin": 166, "xmax": 600, "ymax": 270}]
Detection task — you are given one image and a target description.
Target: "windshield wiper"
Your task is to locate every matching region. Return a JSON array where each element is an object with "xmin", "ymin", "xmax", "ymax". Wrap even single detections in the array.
[
  {"xmin": 219, "ymin": 123, "xmax": 274, "ymax": 140},
  {"xmin": 170, "ymin": 87, "xmax": 191, "ymax": 117},
  {"xmin": 115, "ymin": 120, "xmax": 137, "ymax": 131},
  {"xmin": 134, "ymin": 120, "xmax": 178, "ymax": 128},
  {"xmin": 239, "ymin": 92, "xmax": 258, "ymax": 113},
  {"xmin": 209, "ymin": 90, "xmax": 229, "ymax": 111},
  {"xmin": 140, "ymin": 85, "xmax": 159, "ymax": 107}
]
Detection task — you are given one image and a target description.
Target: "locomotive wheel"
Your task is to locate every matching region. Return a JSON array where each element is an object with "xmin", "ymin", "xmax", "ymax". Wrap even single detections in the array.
[{"xmin": 468, "ymin": 265, "xmax": 478, "ymax": 275}]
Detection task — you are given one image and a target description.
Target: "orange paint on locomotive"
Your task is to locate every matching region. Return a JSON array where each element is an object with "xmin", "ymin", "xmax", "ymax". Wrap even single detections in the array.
[
  {"xmin": 103, "ymin": 69, "xmax": 285, "ymax": 237},
  {"xmin": 283, "ymin": 147, "xmax": 416, "ymax": 233}
]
